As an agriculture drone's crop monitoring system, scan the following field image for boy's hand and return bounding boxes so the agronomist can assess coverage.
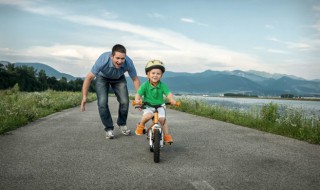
[134,99,142,111]
[134,99,142,105]
[170,99,176,105]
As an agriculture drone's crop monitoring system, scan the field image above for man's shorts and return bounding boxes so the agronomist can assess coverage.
[143,105,166,118]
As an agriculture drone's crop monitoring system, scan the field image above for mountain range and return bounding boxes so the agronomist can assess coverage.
[2,61,320,96]
[128,70,320,97]
[0,61,76,81]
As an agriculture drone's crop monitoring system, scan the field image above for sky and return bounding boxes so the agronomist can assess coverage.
[0,0,319,80]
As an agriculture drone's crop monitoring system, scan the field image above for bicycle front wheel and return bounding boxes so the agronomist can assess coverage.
[153,129,161,163]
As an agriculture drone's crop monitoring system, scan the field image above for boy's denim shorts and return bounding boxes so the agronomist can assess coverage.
[142,105,166,118]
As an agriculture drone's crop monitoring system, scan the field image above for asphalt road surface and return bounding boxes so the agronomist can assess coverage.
[1,97,320,190]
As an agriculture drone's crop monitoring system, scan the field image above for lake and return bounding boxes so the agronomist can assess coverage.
[182,95,320,116]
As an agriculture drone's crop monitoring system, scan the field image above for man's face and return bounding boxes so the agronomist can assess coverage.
[111,52,126,69]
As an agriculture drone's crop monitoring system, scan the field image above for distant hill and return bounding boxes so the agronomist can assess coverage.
[127,70,320,96]
[2,60,319,96]
[1,61,76,81]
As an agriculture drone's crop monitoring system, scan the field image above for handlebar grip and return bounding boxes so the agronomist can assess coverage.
[166,101,181,107]
[132,100,142,106]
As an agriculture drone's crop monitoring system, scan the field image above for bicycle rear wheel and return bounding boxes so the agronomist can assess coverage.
[153,129,161,163]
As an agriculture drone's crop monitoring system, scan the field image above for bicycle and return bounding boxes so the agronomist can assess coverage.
[132,101,180,163]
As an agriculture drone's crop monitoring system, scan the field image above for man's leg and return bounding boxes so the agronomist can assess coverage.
[111,76,129,126]
[95,75,114,131]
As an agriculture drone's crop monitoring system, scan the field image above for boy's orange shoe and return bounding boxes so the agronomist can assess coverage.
[135,124,145,135]
[164,134,173,143]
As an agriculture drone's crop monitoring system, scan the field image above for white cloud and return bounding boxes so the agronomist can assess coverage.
[0,45,105,76]
[180,17,209,27]
[180,18,195,23]
[266,36,316,51]
[287,42,313,51]
[254,46,289,54]
[1,1,302,78]
[313,5,320,12]
[147,12,166,19]
[0,0,64,15]
[102,11,118,19]
[267,49,289,54]
[266,37,281,42]
[265,24,275,29]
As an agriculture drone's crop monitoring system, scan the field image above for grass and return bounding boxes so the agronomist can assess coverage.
[170,97,320,144]
[2,90,319,144]
[0,85,97,134]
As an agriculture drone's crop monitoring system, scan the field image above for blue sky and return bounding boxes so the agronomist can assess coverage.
[0,0,319,80]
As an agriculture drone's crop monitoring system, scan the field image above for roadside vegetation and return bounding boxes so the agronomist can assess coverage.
[0,84,97,134]
[171,97,320,144]
[2,83,319,145]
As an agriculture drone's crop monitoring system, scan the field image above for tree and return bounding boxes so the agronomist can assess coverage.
[47,76,59,90]
[0,62,88,92]
[38,69,48,91]
[0,63,18,89]
[15,66,41,91]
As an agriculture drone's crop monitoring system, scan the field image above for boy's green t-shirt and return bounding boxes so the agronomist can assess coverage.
[137,81,171,105]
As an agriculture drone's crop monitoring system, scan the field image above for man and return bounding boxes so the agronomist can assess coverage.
[81,44,140,139]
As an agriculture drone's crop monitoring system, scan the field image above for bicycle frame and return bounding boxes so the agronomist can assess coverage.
[132,101,180,163]
[146,109,164,148]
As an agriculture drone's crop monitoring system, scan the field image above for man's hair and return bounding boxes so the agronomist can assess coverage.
[112,44,126,55]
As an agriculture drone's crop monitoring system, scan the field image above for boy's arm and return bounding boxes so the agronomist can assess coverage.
[167,93,176,105]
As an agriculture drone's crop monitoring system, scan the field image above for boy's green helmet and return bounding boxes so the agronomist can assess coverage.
[145,60,165,74]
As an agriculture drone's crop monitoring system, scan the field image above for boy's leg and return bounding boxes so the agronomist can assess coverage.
[140,113,153,125]
[135,113,152,135]
[159,118,169,134]
[158,108,173,143]
[159,118,173,143]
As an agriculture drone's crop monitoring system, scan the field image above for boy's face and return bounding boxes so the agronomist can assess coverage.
[147,68,163,83]
[111,51,125,69]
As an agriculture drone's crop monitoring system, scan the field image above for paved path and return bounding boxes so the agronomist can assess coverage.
[1,97,320,190]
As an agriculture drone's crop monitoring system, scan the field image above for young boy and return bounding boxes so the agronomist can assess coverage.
[134,60,176,143]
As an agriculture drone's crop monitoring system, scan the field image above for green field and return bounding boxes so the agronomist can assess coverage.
[0,85,96,134]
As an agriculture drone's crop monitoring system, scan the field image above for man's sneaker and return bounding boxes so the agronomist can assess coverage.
[118,125,131,136]
[106,130,114,139]
[135,124,145,135]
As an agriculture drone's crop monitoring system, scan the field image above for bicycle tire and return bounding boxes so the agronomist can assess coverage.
[153,129,161,163]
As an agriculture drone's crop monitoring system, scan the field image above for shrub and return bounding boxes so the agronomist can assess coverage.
[261,102,279,123]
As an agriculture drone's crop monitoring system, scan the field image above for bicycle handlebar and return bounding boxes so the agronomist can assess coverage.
[132,101,181,109]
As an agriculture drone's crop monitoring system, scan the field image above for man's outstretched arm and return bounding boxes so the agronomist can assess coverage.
[81,72,95,112]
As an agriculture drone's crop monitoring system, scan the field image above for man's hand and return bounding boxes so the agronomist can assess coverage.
[80,98,86,112]
[80,72,95,112]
